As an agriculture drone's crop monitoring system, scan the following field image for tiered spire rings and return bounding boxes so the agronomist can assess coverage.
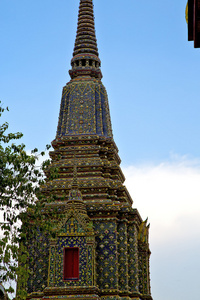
[69,0,102,79]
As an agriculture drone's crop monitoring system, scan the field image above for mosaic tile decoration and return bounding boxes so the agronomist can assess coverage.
[22,1,154,300]
[56,81,113,138]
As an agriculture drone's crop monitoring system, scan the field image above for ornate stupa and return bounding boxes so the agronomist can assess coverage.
[21,1,153,300]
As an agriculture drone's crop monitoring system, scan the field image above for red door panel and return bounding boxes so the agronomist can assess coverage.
[64,248,79,280]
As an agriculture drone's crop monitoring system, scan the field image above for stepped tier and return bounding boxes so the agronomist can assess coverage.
[42,134,133,207]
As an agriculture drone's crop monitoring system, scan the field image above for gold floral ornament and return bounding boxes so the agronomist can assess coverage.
[185,1,188,24]
[138,218,150,243]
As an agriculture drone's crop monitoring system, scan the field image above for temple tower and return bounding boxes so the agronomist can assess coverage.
[23,1,153,300]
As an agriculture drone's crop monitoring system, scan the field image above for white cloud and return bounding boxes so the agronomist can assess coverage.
[123,156,200,243]
[122,155,200,300]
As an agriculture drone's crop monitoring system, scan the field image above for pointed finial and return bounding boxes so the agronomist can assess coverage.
[68,153,83,201]
[69,0,102,79]
[73,0,99,57]
[72,153,78,188]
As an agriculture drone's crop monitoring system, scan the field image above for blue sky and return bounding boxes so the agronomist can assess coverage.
[1,0,200,164]
[1,1,200,300]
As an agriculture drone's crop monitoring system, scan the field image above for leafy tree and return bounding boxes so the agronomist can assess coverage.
[0,102,51,299]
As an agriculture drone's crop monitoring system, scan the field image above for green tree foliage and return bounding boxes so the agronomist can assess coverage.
[0,102,51,298]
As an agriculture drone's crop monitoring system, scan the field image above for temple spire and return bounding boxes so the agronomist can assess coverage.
[73,0,99,57]
[69,0,102,79]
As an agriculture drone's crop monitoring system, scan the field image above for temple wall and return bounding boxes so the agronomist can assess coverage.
[128,222,139,293]
[93,219,118,291]
[117,219,129,292]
